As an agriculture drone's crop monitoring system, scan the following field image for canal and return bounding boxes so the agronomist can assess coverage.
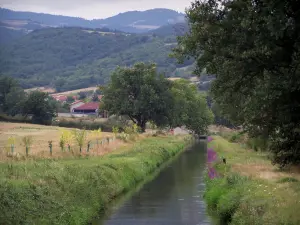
[92,141,212,225]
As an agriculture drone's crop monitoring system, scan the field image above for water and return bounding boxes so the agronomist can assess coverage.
[93,141,211,225]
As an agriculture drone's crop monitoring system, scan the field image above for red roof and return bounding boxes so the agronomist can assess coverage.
[74,102,99,110]
[98,95,104,100]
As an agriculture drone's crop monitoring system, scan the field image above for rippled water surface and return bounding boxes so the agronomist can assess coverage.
[93,141,212,225]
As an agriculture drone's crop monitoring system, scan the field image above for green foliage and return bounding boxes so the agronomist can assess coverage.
[112,126,119,137]
[0,136,186,224]
[168,79,213,135]
[23,91,57,125]
[22,136,33,156]
[0,27,192,91]
[174,0,300,166]
[229,133,244,143]
[277,177,299,184]
[102,63,213,134]
[206,136,300,224]
[246,136,269,152]
[102,62,173,132]
[72,129,87,153]
[0,76,25,116]
[205,174,247,224]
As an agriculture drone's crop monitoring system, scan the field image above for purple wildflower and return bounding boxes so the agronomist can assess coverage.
[208,166,218,179]
[207,148,217,163]
[207,136,213,142]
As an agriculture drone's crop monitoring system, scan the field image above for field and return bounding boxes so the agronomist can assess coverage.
[0,134,188,224]
[24,86,56,93]
[51,86,98,95]
[205,135,300,224]
[0,122,128,160]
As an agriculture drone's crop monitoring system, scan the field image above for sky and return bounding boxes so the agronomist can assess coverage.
[0,0,193,19]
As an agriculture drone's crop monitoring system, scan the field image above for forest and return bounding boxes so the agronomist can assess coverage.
[0,26,193,91]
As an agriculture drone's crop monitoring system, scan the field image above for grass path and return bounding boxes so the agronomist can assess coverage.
[206,136,300,224]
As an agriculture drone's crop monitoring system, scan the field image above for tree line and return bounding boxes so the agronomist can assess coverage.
[1,63,214,135]
[0,76,57,125]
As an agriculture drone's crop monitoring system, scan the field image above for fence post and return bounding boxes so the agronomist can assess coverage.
[87,141,91,153]
[48,141,53,156]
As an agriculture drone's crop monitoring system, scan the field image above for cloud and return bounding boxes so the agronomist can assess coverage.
[0,0,193,19]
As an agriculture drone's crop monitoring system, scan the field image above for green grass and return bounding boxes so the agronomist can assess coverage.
[205,136,300,225]
[0,136,188,225]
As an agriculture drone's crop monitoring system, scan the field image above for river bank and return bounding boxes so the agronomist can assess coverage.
[204,136,300,224]
[0,136,190,225]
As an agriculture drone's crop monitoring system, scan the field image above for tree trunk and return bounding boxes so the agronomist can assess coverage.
[137,120,147,133]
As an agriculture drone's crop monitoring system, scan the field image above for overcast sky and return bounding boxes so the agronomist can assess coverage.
[0,0,193,19]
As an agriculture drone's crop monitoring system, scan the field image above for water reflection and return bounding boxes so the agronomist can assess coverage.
[94,141,211,225]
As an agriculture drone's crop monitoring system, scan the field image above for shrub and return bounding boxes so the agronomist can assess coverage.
[277,177,299,183]
[246,136,269,152]
[72,129,87,153]
[22,136,33,156]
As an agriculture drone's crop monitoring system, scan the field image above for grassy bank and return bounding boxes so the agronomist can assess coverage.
[0,136,189,225]
[204,136,300,225]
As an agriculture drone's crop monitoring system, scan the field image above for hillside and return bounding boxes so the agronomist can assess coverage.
[0,27,193,91]
[0,8,185,33]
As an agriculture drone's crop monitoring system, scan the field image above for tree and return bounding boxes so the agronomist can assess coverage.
[23,91,57,125]
[173,0,300,166]
[78,92,87,100]
[4,87,26,116]
[66,96,74,103]
[0,76,25,115]
[91,93,99,102]
[102,63,172,132]
[0,76,19,111]
[168,79,213,135]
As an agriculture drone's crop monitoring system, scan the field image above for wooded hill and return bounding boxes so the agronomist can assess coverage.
[0,27,193,91]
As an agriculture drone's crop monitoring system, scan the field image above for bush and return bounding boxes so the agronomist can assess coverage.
[0,114,31,123]
[229,132,244,143]
[246,136,269,152]
[52,118,120,132]
[204,173,248,223]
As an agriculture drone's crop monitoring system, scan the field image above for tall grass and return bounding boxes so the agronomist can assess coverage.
[0,136,187,224]
[205,136,300,225]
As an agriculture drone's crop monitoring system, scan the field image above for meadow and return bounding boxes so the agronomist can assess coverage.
[0,122,128,161]
[0,133,189,224]
[205,136,300,224]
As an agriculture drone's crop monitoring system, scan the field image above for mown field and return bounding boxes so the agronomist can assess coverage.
[205,136,300,225]
[0,122,125,160]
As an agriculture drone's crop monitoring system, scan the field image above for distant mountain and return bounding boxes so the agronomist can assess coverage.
[0,8,185,33]
[150,22,189,36]
[0,27,193,91]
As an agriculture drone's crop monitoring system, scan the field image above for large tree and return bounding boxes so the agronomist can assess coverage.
[174,0,300,166]
[168,79,213,135]
[23,91,57,125]
[0,76,25,115]
[102,63,172,132]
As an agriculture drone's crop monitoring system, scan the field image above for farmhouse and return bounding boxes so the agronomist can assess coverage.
[70,100,85,113]
[73,102,99,115]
